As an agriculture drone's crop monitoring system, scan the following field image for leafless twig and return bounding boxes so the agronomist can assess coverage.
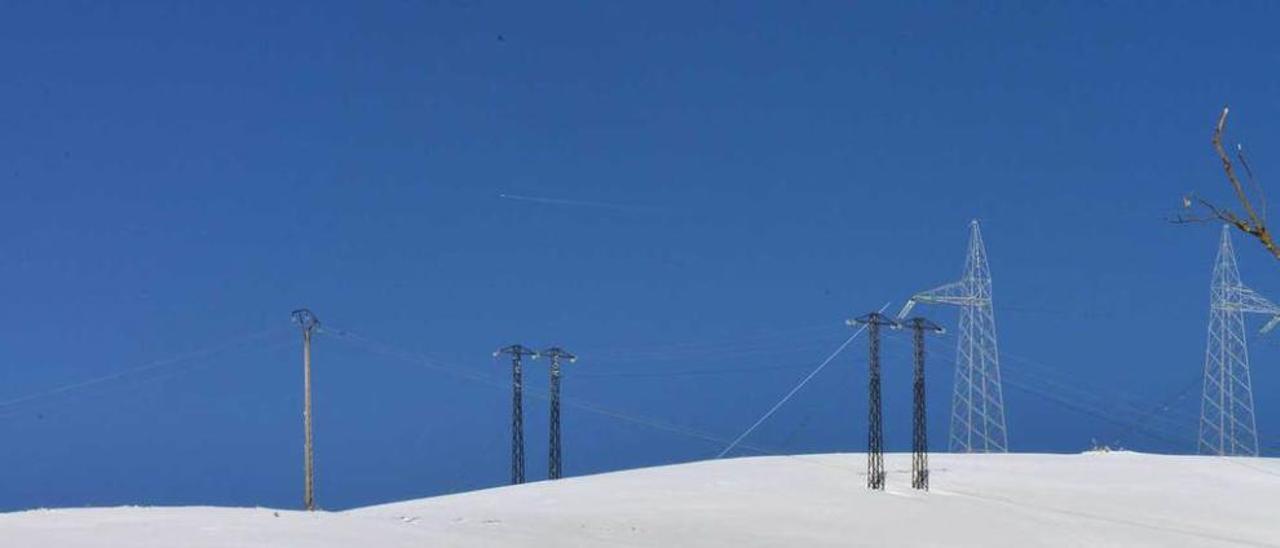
[1177,106,1280,260]
[1237,143,1266,223]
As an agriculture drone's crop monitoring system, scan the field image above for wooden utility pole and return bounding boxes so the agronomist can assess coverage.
[292,309,320,511]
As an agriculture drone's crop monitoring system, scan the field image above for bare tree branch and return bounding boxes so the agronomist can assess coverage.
[1236,143,1266,223]
[1179,106,1280,261]
[1212,107,1264,225]
[1173,195,1244,225]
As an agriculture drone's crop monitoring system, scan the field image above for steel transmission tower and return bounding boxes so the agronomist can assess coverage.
[906,317,944,491]
[1198,226,1279,456]
[541,347,577,480]
[851,312,897,490]
[495,344,539,484]
[899,220,1008,453]
[291,308,320,511]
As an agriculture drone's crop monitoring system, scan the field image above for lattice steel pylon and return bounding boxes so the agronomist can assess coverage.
[1198,225,1278,456]
[495,344,539,484]
[898,220,1008,453]
[850,312,897,490]
[905,317,944,490]
[541,347,577,480]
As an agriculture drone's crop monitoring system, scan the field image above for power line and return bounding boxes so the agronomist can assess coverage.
[936,336,1196,447]
[321,310,1262,472]
[320,326,800,460]
[884,333,1200,451]
[1108,373,1204,449]
[0,340,297,422]
[575,363,813,379]
[995,347,1203,429]
[581,335,851,365]
[902,320,1206,440]
[0,328,289,419]
[576,323,848,358]
[715,302,891,459]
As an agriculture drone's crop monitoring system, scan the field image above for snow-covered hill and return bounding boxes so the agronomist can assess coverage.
[3,452,1278,547]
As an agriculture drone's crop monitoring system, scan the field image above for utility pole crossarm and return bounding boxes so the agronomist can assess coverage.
[494,344,540,359]
[898,278,990,321]
[848,312,900,329]
[911,281,990,307]
[540,347,577,363]
[904,317,946,334]
[1225,285,1280,333]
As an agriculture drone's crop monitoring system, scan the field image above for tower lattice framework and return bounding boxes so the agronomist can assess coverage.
[906,317,943,490]
[851,312,896,490]
[901,220,1008,453]
[495,344,539,484]
[1198,226,1278,456]
[542,347,577,480]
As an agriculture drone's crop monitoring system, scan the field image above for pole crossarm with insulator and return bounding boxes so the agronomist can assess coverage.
[849,312,899,490]
[495,344,539,484]
[290,308,320,511]
[905,317,944,491]
[541,347,577,480]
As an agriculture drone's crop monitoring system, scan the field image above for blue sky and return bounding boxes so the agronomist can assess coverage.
[2,2,1280,511]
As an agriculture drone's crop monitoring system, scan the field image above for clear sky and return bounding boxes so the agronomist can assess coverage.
[2,2,1280,511]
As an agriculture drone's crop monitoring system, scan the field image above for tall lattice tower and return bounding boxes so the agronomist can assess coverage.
[899,220,1008,453]
[851,312,896,490]
[1198,226,1279,456]
[905,317,944,490]
[542,347,577,480]
[495,344,539,484]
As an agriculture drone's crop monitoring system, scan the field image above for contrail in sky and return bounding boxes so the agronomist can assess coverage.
[498,193,654,212]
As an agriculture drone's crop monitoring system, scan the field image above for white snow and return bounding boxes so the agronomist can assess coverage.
[3,452,1279,547]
